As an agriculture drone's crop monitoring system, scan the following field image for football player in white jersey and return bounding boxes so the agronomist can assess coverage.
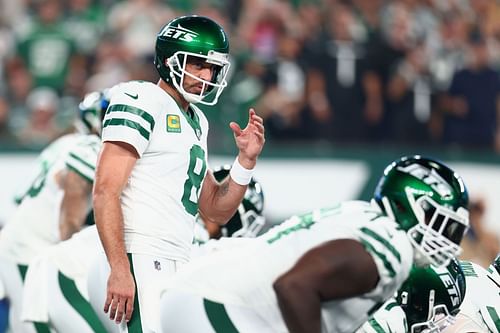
[359,258,466,333]
[440,255,500,333]
[19,92,111,333]
[0,91,106,333]
[90,15,265,333]
[158,155,470,333]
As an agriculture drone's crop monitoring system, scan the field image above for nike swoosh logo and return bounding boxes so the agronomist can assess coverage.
[124,92,138,99]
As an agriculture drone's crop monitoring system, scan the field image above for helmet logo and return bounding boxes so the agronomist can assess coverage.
[159,24,199,42]
[437,272,461,306]
[397,164,452,199]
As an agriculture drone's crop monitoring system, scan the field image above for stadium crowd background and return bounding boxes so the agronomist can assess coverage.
[0,0,499,267]
[1,0,500,150]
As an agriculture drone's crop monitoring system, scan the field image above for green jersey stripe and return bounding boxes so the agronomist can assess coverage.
[103,118,150,140]
[68,152,96,170]
[360,238,396,278]
[361,227,401,262]
[486,306,500,331]
[203,299,239,333]
[367,318,387,333]
[107,104,155,131]
[67,164,93,183]
[127,254,144,333]
[58,272,108,333]
[384,301,399,311]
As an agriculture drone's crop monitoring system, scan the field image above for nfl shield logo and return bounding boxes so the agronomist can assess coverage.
[154,260,161,271]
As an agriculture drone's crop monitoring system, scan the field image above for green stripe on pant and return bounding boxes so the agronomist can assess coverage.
[203,298,239,333]
[127,253,143,333]
[58,271,108,333]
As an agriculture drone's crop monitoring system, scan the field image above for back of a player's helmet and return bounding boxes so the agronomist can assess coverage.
[493,253,500,275]
[374,155,469,267]
[212,165,265,238]
[154,15,230,106]
[397,258,466,333]
[76,90,111,136]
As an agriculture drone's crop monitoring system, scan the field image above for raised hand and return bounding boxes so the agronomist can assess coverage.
[229,108,265,169]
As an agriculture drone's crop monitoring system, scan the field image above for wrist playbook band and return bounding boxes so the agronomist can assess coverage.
[229,158,254,185]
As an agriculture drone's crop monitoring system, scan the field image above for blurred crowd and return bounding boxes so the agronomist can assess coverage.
[1,0,500,151]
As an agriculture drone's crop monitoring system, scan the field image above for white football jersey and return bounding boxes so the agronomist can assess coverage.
[0,134,100,265]
[102,81,209,261]
[163,200,414,333]
[357,298,407,333]
[457,260,500,333]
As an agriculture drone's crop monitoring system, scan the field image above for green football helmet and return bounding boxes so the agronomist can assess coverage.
[76,90,111,136]
[374,155,469,267]
[397,258,466,333]
[154,15,230,106]
[211,165,265,238]
[489,253,500,281]
[493,253,500,275]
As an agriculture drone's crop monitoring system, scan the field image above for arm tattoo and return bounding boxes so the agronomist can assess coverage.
[217,181,229,197]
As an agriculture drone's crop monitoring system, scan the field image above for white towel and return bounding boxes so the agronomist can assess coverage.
[21,255,49,323]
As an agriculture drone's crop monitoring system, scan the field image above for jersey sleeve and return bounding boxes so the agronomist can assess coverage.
[358,299,407,333]
[65,135,101,183]
[101,81,158,157]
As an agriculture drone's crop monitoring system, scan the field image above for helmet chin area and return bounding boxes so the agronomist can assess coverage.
[407,192,469,268]
[167,51,230,106]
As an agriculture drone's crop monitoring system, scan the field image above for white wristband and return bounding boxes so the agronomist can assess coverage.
[230,158,254,185]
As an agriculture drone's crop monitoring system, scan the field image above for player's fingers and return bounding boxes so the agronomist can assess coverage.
[115,297,126,323]
[253,121,265,133]
[229,122,242,136]
[251,113,263,125]
[248,108,256,119]
[125,296,134,322]
[109,297,118,320]
[253,131,265,141]
[104,293,112,313]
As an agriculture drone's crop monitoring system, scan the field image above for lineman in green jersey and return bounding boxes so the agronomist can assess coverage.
[0,91,106,333]
[91,15,265,333]
[441,257,500,333]
[158,155,469,333]
[358,259,466,333]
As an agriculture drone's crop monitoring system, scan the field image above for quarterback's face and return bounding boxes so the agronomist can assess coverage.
[183,56,218,95]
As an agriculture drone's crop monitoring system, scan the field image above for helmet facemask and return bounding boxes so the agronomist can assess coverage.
[167,51,230,106]
[377,156,470,268]
[226,204,266,238]
[409,297,456,333]
[404,188,469,268]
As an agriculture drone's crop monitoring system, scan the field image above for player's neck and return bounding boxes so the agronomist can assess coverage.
[158,79,190,112]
